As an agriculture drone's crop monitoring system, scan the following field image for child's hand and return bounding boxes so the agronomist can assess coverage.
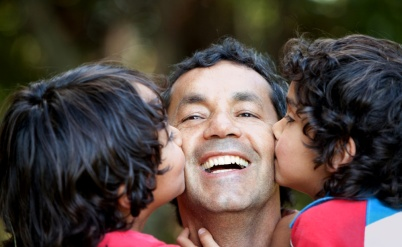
[197,228,219,247]
[177,228,220,247]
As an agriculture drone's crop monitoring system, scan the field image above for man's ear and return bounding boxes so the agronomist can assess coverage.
[331,137,356,171]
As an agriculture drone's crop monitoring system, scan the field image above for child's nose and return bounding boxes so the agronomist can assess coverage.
[171,126,182,147]
[272,118,285,140]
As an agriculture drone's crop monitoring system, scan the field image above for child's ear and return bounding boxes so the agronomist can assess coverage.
[331,137,356,171]
[118,185,131,210]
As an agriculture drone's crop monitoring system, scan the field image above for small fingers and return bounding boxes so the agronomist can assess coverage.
[177,228,197,247]
[198,228,220,247]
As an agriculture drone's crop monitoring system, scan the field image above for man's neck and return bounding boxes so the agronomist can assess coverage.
[180,201,281,247]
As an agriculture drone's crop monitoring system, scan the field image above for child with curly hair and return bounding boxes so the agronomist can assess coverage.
[272,34,402,246]
[0,63,185,247]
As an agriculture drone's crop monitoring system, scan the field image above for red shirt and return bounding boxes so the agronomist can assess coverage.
[97,230,179,247]
[290,197,402,247]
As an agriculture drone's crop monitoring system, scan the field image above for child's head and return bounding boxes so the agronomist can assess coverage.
[273,34,402,207]
[0,63,185,247]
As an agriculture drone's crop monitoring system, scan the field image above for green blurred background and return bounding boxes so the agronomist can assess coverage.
[0,0,401,244]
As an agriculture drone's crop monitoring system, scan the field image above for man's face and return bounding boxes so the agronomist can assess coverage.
[167,61,280,212]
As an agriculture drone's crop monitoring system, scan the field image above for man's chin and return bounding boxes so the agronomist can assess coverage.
[188,197,252,213]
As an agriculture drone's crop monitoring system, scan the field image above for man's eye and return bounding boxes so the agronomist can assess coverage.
[238,112,257,118]
[182,115,203,122]
[285,115,295,123]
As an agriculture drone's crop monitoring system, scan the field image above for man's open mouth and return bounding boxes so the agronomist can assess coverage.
[201,155,249,173]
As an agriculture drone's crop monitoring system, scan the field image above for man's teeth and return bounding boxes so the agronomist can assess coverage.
[201,155,249,171]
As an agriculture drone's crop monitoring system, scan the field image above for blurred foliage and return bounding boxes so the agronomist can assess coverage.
[0,0,401,243]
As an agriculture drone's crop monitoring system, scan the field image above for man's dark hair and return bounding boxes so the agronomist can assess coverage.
[281,34,402,208]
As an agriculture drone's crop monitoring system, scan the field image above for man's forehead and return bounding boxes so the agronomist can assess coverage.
[176,61,260,79]
[172,62,272,95]
[168,62,278,122]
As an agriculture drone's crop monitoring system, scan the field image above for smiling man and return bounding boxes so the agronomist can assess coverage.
[162,37,289,247]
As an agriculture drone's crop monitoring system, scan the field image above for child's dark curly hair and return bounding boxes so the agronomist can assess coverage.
[0,63,168,246]
[281,34,402,208]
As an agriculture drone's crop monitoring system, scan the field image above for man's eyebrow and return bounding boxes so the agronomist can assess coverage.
[177,92,265,109]
[177,94,206,108]
[233,92,264,108]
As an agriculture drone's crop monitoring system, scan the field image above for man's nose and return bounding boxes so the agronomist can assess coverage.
[203,112,241,139]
